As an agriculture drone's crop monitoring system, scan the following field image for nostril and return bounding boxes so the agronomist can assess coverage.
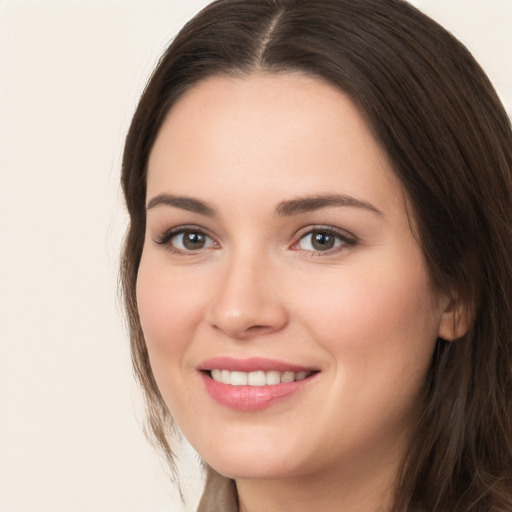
[239,324,278,339]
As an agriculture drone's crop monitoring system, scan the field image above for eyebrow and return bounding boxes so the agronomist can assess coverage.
[145,192,382,217]
[146,193,217,216]
[275,194,383,217]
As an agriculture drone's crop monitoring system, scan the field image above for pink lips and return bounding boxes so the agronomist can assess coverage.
[199,356,315,373]
[198,357,318,412]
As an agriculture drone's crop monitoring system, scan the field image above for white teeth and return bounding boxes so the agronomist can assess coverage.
[230,371,248,385]
[266,371,281,385]
[210,369,312,386]
[280,371,295,383]
[248,371,266,386]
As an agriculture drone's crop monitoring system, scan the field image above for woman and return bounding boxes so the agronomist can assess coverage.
[121,0,512,510]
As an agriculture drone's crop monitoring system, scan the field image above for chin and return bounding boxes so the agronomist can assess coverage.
[195,436,314,481]
[208,457,299,481]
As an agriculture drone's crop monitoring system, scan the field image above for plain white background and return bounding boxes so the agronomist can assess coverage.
[0,1,511,511]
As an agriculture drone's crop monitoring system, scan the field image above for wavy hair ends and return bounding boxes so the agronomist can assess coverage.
[121,0,512,509]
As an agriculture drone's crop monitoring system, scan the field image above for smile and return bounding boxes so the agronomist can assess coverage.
[210,369,312,386]
[199,358,319,411]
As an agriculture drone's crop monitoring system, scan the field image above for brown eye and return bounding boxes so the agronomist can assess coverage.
[181,231,207,250]
[165,229,217,252]
[296,228,354,253]
[311,231,336,251]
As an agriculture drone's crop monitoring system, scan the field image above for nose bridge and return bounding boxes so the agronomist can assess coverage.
[207,245,288,339]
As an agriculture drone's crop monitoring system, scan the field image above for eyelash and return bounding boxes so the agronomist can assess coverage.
[153,225,357,256]
[291,226,357,256]
[153,225,218,255]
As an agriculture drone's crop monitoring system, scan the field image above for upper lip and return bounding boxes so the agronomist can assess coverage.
[198,356,318,373]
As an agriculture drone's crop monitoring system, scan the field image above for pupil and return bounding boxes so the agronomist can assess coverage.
[312,232,334,251]
[183,231,205,250]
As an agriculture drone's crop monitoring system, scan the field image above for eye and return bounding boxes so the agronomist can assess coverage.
[173,230,216,251]
[293,228,355,253]
[154,227,218,253]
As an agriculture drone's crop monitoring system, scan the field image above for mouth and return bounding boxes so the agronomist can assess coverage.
[208,369,314,386]
[198,357,319,411]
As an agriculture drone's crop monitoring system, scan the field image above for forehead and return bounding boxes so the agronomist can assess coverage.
[147,72,404,215]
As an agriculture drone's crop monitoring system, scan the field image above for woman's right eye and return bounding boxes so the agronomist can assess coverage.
[155,228,218,253]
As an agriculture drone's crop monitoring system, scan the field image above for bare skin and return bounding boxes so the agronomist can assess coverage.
[137,72,463,511]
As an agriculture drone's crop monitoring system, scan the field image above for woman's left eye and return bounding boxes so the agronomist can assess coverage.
[294,229,355,253]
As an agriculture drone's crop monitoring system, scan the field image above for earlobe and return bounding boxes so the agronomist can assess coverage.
[438,298,472,341]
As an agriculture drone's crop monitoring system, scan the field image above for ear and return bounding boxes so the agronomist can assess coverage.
[438,296,472,341]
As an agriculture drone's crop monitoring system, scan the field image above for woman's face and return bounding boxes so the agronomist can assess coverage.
[137,73,453,482]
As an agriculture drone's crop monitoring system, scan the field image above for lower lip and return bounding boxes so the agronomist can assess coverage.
[201,372,315,411]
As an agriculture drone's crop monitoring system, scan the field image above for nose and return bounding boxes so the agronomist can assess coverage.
[206,253,289,340]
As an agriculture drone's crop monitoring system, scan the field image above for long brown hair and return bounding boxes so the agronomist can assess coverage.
[121,0,512,509]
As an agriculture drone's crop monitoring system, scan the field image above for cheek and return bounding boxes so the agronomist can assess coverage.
[292,259,439,384]
[135,256,214,425]
[290,263,439,448]
[136,256,206,369]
